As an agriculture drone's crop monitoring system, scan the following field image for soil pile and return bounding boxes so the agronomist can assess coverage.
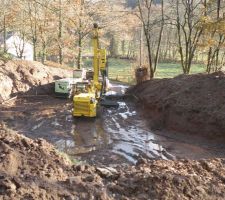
[130,72,225,137]
[1,124,225,200]
[0,60,72,102]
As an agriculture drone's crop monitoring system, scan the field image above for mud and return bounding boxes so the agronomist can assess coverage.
[1,85,170,165]
[1,75,225,199]
[0,60,71,102]
[1,126,225,199]
[129,71,225,138]
[1,83,225,166]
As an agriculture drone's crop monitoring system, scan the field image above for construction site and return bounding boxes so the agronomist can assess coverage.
[1,0,225,199]
[2,60,225,200]
[1,32,225,199]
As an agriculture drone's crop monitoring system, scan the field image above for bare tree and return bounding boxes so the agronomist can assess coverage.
[170,0,203,74]
[204,0,225,73]
[66,0,111,68]
[137,0,165,78]
[13,34,25,58]
[0,0,14,53]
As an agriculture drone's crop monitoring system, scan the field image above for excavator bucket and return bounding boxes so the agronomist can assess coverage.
[99,97,119,108]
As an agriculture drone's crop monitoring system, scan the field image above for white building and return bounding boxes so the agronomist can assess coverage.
[0,33,34,61]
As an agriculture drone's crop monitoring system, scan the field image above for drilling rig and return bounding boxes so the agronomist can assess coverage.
[72,23,107,117]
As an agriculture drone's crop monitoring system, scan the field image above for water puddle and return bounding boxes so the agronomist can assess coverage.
[54,84,174,163]
[104,101,172,163]
[3,87,225,165]
[55,117,112,156]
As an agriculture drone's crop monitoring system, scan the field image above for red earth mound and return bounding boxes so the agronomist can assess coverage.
[0,60,72,102]
[130,72,225,138]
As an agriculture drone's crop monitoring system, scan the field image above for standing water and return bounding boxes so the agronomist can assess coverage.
[55,83,174,164]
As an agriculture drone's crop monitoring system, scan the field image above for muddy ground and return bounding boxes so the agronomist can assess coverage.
[1,124,225,200]
[130,71,225,138]
[1,60,225,199]
[1,83,225,166]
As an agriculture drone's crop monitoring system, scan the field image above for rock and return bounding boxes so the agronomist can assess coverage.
[136,158,148,166]
[82,175,94,182]
[108,183,124,194]
[74,165,86,172]
[196,186,206,194]
[97,189,111,200]
[0,140,11,153]
[139,166,151,173]
[136,193,149,200]
[68,176,82,185]
[173,176,186,186]
[21,138,30,149]
[96,167,119,179]
[0,178,17,194]
[62,195,76,200]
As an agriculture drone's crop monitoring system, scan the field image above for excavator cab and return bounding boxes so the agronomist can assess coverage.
[74,82,89,94]
[86,69,94,81]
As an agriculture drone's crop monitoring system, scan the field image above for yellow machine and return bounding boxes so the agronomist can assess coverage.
[73,23,107,117]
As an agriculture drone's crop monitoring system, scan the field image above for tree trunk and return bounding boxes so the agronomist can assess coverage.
[206,47,212,73]
[153,0,164,73]
[146,37,154,78]
[41,42,46,64]
[3,15,7,53]
[77,19,82,69]
[109,35,118,57]
[121,40,125,57]
[58,0,63,65]
[33,38,37,61]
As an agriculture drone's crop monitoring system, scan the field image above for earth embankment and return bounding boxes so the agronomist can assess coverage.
[0,60,72,102]
[129,72,225,137]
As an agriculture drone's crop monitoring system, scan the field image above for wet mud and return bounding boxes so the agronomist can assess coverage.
[1,84,225,165]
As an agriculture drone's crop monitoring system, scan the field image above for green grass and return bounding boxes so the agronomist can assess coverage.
[83,58,206,83]
[155,63,205,79]
[108,58,135,83]
[83,58,136,83]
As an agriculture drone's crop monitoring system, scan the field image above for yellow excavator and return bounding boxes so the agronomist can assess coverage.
[72,23,107,117]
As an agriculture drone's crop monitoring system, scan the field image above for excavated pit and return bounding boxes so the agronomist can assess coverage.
[1,83,225,166]
[1,61,225,199]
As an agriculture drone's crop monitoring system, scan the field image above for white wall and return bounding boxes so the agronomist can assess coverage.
[6,35,34,61]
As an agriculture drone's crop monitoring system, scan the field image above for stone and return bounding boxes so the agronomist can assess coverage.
[83,175,94,182]
[68,176,82,185]
[74,165,86,172]
[96,167,119,179]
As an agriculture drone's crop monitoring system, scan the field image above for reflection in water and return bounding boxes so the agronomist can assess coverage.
[55,84,174,163]
[104,101,172,163]
[55,139,75,154]
[56,118,111,155]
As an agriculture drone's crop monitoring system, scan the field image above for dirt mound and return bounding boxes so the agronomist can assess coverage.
[0,60,71,102]
[1,124,225,199]
[129,72,225,137]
